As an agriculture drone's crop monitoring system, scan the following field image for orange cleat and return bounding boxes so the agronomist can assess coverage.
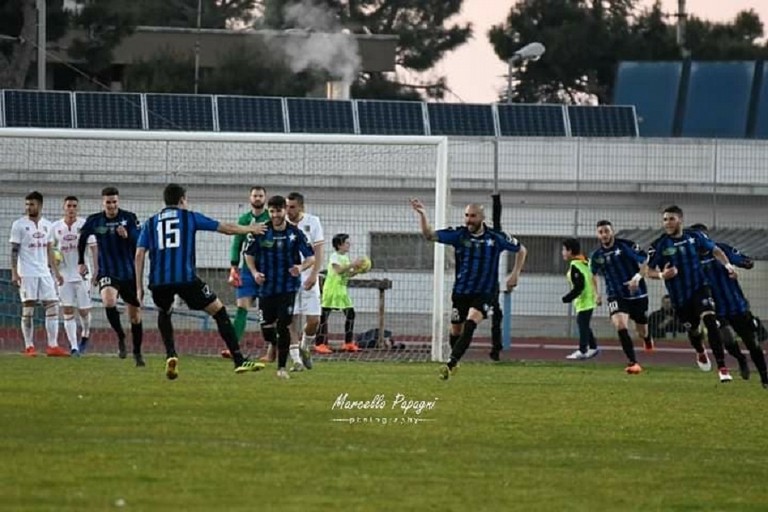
[625,363,643,375]
[341,342,360,353]
[23,346,37,357]
[46,346,70,357]
[314,344,333,355]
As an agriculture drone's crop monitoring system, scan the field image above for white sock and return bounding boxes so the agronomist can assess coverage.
[289,344,301,364]
[21,313,34,349]
[80,311,91,338]
[45,308,60,348]
[301,334,316,351]
[64,315,78,350]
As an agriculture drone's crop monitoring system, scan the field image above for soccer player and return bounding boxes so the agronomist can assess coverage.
[590,220,652,374]
[561,238,600,361]
[411,198,527,380]
[135,183,266,379]
[52,196,97,356]
[222,186,271,360]
[689,224,768,388]
[286,191,326,369]
[9,191,68,357]
[646,206,733,383]
[78,186,144,366]
[245,195,315,379]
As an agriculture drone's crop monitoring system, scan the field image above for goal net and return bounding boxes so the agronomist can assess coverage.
[0,129,451,362]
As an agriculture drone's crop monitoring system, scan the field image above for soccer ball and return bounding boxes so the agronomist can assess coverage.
[358,256,372,274]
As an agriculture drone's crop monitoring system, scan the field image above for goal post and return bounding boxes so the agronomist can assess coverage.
[0,128,450,362]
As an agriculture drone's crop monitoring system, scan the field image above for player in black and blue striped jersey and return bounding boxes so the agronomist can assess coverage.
[647,206,735,383]
[689,224,768,389]
[411,198,527,380]
[590,220,652,374]
[78,186,144,366]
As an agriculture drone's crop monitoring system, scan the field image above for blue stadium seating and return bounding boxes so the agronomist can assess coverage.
[427,103,495,136]
[146,94,215,131]
[3,90,72,128]
[614,61,683,137]
[356,100,425,135]
[286,98,354,134]
[497,104,566,136]
[216,96,285,133]
[681,61,755,138]
[568,105,637,137]
[754,64,768,139]
[74,92,143,130]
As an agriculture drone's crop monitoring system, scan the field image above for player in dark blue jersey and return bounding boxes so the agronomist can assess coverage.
[135,183,266,379]
[689,224,768,389]
[411,198,527,380]
[647,206,735,383]
[590,220,652,374]
[245,195,315,380]
[78,186,144,366]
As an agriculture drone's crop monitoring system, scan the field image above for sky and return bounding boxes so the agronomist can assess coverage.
[437,0,768,103]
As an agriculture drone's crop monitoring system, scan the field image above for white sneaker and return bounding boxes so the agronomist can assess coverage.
[718,367,733,383]
[290,362,305,372]
[565,350,588,360]
[696,351,712,372]
[585,348,600,359]
[276,369,291,380]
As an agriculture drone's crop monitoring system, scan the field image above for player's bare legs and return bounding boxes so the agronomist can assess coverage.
[101,286,127,358]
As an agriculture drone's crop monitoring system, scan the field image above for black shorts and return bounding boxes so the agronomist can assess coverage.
[150,279,218,312]
[98,276,140,307]
[675,287,716,329]
[607,296,649,325]
[260,292,296,326]
[451,293,493,324]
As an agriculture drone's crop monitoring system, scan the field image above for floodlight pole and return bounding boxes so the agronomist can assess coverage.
[36,0,45,90]
[193,0,202,94]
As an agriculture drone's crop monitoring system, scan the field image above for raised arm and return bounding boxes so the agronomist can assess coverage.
[410,198,437,241]
[218,222,266,237]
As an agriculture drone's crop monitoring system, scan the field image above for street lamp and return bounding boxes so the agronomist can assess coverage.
[506,42,546,103]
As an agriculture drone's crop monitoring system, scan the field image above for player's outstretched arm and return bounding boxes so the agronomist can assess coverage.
[410,198,437,241]
[218,222,267,237]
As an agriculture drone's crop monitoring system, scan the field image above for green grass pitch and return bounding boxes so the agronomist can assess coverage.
[2,356,767,511]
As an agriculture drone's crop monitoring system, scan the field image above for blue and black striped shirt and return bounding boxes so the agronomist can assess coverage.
[648,229,716,308]
[700,242,751,317]
[245,223,314,298]
[137,207,219,287]
[590,238,648,300]
[436,225,521,295]
[78,209,140,281]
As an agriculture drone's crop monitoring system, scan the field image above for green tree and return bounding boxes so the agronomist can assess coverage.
[0,0,69,88]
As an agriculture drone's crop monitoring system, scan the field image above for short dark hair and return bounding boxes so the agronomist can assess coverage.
[286,192,304,206]
[562,238,581,255]
[332,233,349,250]
[267,195,286,209]
[25,191,43,203]
[63,196,78,203]
[101,186,119,197]
[689,223,708,232]
[663,205,683,217]
[163,183,186,206]
[250,186,266,194]
[596,220,612,228]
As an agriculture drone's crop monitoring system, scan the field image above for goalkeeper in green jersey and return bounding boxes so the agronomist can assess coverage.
[221,186,272,359]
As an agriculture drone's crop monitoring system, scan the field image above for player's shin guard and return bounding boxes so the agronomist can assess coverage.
[63,314,78,349]
[276,320,291,369]
[261,324,277,347]
[157,309,177,358]
[214,307,245,367]
[688,329,706,354]
[233,307,248,342]
[21,306,34,348]
[131,322,143,355]
[105,306,125,340]
[44,304,60,347]
[449,320,477,368]
[80,311,91,338]
[343,308,356,343]
[289,343,301,364]
[617,329,637,364]
[301,333,316,351]
[702,315,726,368]
[449,334,460,350]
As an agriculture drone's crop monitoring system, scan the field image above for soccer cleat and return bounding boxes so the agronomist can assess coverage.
[718,367,733,383]
[71,348,80,358]
[438,364,459,380]
[290,361,305,372]
[585,348,600,359]
[78,337,88,355]
[625,363,643,375]
[314,344,333,355]
[489,349,500,362]
[23,346,37,357]
[165,357,179,380]
[134,354,146,367]
[643,338,655,353]
[737,357,750,380]
[696,351,712,372]
[276,368,291,380]
[299,346,313,370]
[234,360,265,374]
[565,349,588,360]
[341,342,360,353]
[118,339,127,359]
[220,349,232,359]
[46,346,70,357]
